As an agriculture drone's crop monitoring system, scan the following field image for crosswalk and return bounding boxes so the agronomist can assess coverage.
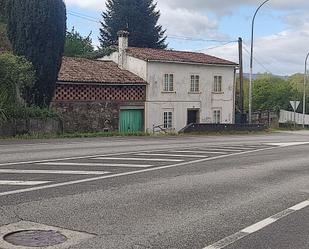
[0,144,276,193]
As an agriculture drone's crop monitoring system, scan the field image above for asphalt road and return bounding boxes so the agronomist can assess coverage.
[0,132,308,249]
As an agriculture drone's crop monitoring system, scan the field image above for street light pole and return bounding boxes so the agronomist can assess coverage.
[249,0,271,124]
[303,52,309,128]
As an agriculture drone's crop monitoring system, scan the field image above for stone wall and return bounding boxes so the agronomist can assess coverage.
[0,118,62,137]
[52,101,144,133]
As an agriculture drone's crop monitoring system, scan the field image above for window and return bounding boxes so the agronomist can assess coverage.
[163,111,173,129]
[214,76,222,93]
[190,75,200,92]
[164,74,174,92]
[213,110,221,124]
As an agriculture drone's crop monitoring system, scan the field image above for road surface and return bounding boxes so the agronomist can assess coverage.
[0,132,308,249]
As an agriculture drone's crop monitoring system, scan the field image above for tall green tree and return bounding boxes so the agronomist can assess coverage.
[64,28,94,58]
[253,75,299,112]
[6,0,66,106]
[99,0,167,49]
[0,0,11,52]
[0,0,6,21]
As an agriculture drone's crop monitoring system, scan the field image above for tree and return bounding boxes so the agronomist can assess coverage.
[99,0,167,49]
[0,53,36,106]
[64,28,94,58]
[0,0,6,21]
[0,0,11,52]
[252,75,299,112]
[6,0,66,106]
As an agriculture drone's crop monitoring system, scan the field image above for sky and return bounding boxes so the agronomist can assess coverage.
[64,0,309,76]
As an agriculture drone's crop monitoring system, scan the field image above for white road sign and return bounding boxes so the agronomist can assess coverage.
[290,101,300,111]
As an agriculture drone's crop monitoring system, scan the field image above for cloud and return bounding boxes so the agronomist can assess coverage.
[160,0,309,15]
[158,4,222,39]
[64,0,105,10]
[206,19,309,75]
[64,0,309,74]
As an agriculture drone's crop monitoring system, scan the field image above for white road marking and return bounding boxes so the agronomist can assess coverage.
[205,148,243,152]
[266,142,309,147]
[0,169,110,175]
[136,153,208,158]
[40,162,153,168]
[289,200,309,210]
[202,198,309,249]
[92,157,183,162]
[0,146,277,197]
[0,148,191,167]
[241,218,276,233]
[0,180,50,186]
[172,151,227,155]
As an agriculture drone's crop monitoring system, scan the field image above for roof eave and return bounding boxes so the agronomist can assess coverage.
[57,80,147,86]
[147,59,238,67]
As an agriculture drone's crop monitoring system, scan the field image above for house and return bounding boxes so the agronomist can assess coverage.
[52,57,147,133]
[100,31,238,132]
[53,32,237,134]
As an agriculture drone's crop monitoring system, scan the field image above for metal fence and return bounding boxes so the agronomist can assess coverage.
[279,110,309,125]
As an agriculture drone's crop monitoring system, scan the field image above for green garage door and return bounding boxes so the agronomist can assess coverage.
[120,109,144,133]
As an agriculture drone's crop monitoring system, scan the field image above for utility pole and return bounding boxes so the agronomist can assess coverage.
[303,52,309,128]
[238,37,244,122]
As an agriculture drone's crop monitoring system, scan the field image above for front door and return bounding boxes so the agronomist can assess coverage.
[120,109,144,133]
[187,109,199,125]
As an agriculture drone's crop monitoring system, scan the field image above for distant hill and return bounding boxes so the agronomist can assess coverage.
[243,73,289,80]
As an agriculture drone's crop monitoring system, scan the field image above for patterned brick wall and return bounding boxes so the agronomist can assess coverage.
[54,83,146,102]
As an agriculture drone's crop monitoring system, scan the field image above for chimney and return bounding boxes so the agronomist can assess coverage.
[117,30,129,69]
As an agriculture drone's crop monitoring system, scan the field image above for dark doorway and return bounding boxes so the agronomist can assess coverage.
[187,109,199,125]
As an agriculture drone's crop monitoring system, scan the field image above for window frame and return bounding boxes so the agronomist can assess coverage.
[213,109,221,124]
[213,75,223,93]
[190,75,200,93]
[163,74,174,92]
[163,111,173,129]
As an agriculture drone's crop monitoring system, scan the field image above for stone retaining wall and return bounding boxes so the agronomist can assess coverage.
[0,118,62,137]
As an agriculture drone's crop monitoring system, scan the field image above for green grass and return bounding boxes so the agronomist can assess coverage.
[0,129,274,141]
[0,131,152,140]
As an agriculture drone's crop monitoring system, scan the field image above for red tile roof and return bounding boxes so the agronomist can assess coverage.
[58,57,146,85]
[126,47,237,66]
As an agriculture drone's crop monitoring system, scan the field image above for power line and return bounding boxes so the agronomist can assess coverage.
[167,35,234,43]
[242,45,272,74]
[67,12,100,24]
[194,40,238,52]
[69,10,101,21]
[67,10,238,44]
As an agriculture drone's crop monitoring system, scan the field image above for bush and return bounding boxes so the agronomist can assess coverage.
[5,105,59,120]
[0,53,36,105]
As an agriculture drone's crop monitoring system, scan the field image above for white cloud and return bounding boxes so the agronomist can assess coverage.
[64,0,105,10]
[64,0,309,74]
[207,19,309,75]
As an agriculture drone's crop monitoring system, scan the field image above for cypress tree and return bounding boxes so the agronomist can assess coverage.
[99,0,167,49]
[6,0,66,106]
[0,0,6,21]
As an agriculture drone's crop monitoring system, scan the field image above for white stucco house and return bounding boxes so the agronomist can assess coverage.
[101,31,238,133]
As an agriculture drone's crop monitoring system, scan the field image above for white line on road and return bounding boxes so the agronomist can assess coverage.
[202,148,243,152]
[0,180,50,186]
[0,148,187,167]
[202,198,309,249]
[92,157,183,162]
[266,142,309,147]
[172,151,227,155]
[40,162,153,168]
[136,153,208,158]
[241,218,276,233]
[0,169,110,175]
[0,146,277,197]
[289,200,309,210]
